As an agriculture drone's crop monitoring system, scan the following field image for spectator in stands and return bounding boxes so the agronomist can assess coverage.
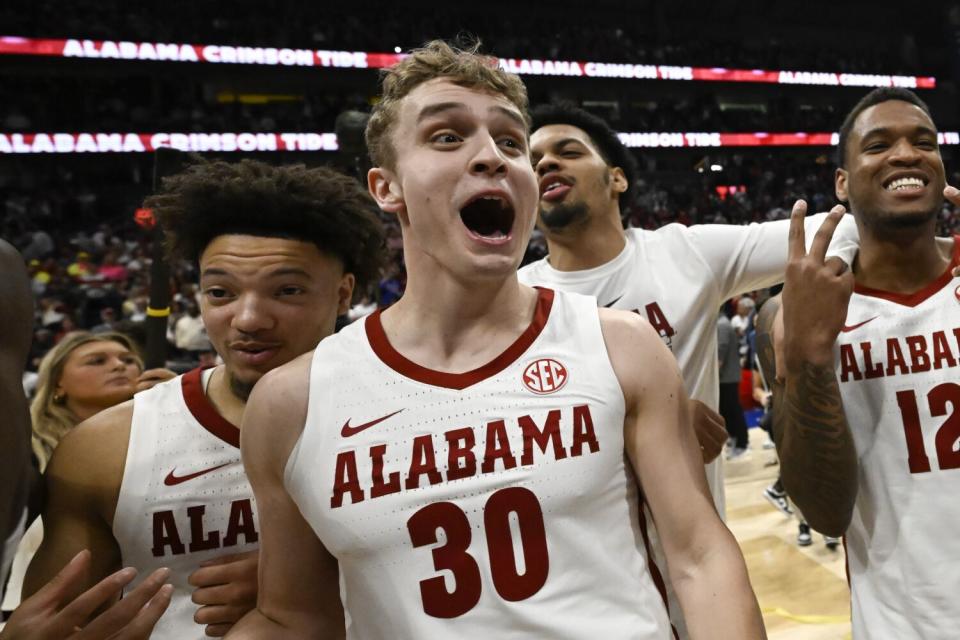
[29,331,142,470]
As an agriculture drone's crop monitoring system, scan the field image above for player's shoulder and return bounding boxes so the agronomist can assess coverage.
[46,400,133,505]
[597,307,660,348]
[244,351,313,435]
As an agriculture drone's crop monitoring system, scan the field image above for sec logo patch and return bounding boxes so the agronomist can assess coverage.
[522,358,568,395]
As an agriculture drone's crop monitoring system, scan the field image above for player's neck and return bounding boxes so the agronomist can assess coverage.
[381,274,539,374]
[544,209,626,272]
[853,222,952,294]
[203,365,246,428]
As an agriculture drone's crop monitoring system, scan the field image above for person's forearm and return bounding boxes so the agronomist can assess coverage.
[754,295,857,536]
[773,361,858,536]
[671,533,766,640]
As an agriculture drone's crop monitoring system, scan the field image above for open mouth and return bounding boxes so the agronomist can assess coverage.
[460,194,515,240]
[883,175,928,192]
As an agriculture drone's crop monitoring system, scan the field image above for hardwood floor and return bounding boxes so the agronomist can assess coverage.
[725,429,852,640]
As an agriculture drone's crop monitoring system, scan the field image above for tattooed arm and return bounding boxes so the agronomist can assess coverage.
[757,202,859,537]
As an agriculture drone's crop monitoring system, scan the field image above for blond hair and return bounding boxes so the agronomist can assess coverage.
[365,39,530,170]
[30,331,142,470]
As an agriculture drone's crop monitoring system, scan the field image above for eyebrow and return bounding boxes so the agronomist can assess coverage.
[860,125,938,141]
[201,267,313,279]
[531,137,587,159]
[416,102,526,129]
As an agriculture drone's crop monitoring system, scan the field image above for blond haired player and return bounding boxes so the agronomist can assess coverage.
[763,87,960,639]
[228,41,765,640]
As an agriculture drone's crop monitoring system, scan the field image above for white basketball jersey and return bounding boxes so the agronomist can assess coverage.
[836,238,960,639]
[113,368,259,640]
[285,288,675,639]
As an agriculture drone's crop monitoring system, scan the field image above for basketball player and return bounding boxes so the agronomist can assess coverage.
[519,103,858,637]
[0,239,34,600]
[24,160,384,639]
[763,87,960,639]
[227,41,765,639]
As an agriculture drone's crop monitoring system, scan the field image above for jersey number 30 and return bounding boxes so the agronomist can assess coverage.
[897,383,960,474]
[407,487,549,618]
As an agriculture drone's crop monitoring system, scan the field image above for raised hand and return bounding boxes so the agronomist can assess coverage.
[188,549,259,637]
[782,200,855,376]
[0,550,172,640]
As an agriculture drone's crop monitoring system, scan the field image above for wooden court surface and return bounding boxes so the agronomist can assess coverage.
[725,428,852,640]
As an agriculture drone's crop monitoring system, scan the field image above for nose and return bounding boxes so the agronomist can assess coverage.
[888,137,923,164]
[230,293,275,335]
[469,134,508,177]
[535,153,560,178]
[110,356,128,372]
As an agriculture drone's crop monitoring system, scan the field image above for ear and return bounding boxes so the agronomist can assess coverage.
[337,272,356,316]
[610,166,628,196]
[835,167,849,202]
[368,167,405,214]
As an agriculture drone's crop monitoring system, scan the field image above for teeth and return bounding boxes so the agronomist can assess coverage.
[544,182,564,192]
[886,177,925,191]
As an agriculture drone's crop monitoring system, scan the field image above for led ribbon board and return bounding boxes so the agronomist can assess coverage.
[0,36,936,89]
[1,131,958,154]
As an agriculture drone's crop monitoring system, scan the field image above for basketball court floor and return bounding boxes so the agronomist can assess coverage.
[726,428,852,640]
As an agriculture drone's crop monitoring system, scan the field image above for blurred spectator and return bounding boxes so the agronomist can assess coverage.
[173,302,210,355]
[29,331,142,470]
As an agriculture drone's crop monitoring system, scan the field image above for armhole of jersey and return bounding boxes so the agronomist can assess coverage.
[112,389,154,543]
[571,293,628,415]
[283,346,329,493]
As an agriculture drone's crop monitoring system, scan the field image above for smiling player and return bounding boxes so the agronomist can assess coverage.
[763,87,960,639]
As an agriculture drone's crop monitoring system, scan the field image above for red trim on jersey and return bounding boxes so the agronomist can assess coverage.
[364,287,555,390]
[181,367,240,448]
[638,498,679,640]
[853,235,960,307]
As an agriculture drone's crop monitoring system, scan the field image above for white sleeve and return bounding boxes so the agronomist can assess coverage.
[687,212,860,300]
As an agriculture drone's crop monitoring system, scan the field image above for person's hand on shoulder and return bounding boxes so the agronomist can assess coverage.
[689,399,726,463]
[0,550,172,640]
[135,368,177,393]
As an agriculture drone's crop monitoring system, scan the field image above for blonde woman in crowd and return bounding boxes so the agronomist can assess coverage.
[2,331,174,614]
[30,331,143,471]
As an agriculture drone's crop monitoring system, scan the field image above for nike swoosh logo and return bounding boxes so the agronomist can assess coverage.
[603,294,624,308]
[341,409,404,438]
[841,316,878,333]
[164,461,235,486]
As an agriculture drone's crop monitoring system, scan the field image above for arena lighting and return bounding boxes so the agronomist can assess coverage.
[1,131,958,154]
[0,36,938,89]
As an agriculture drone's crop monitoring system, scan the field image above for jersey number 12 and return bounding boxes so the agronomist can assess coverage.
[897,383,960,474]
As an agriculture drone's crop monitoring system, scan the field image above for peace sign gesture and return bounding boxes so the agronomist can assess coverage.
[782,200,855,377]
